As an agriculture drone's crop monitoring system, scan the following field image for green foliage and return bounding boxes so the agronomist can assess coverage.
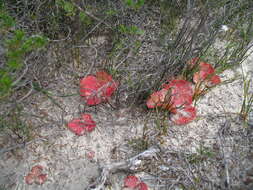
[160,0,186,35]
[5,33,47,72]
[187,145,216,164]
[124,0,145,9]
[105,9,118,16]
[0,4,47,136]
[79,11,92,26]
[133,40,142,53]
[240,74,253,123]
[118,24,144,35]
[55,0,92,32]
[0,73,12,97]
[128,137,149,152]
[56,0,76,17]
[0,6,47,98]
[154,111,170,135]
[0,10,15,32]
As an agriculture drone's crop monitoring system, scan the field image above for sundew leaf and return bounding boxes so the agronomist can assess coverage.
[147,79,193,111]
[170,105,197,125]
[124,175,140,188]
[67,114,96,136]
[80,71,118,106]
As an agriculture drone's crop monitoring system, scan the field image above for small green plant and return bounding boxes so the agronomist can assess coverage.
[128,137,149,152]
[56,0,76,17]
[154,111,170,135]
[56,0,92,27]
[79,11,92,26]
[0,8,15,33]
[160,0,185,37]
[105,9,118,16]
[118,24,144,36]
[124,0,145,10]
[186,145,216,164]
[240,74,253,123]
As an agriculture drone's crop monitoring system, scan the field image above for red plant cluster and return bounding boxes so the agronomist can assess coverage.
[146,58,221,125]
[67,114,96,136]
[188,58,221,87]
[25,165,47,185]
[67,71,118,135]
[85,150,95,159]
[189,58,221,97]
[124,175,148,190]
[147,79,197,125]
[80,71,118,106]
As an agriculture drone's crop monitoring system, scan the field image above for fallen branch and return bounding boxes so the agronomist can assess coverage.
[86,146,161,190]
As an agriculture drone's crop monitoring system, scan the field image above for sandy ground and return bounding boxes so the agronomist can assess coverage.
[0,42,252,190]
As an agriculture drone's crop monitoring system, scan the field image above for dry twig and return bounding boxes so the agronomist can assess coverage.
[86,146,160,190]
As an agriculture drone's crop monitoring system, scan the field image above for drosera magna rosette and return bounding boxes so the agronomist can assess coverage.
[124,175,140,189]
[79,75,102,105]
[80,71,118,106]
[67,114,96,136]
[25,165,47,185]
[146,88,170,109]
[146,79,197,125]
[170,105,197,125]
[146,58,222,126]
[187,58,221,98]
[162,79,194,108]
[123,175,148,190]
[187,58,221,86]
[147,79,194,111]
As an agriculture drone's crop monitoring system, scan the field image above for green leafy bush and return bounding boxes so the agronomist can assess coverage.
[1,30,47,98]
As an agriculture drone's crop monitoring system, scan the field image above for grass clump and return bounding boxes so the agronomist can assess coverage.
[240,73,253,124]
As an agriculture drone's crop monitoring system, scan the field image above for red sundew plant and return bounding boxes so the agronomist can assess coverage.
[123,175,148,190]
[147,79,196,125]
[187,58,221,85]
[25,165,47,185]
[147,80,193,110]
[163,79,194,107]
[188,57,221,98]
[170,105,197,125]
[146,58,221,125]
[67,71,118,136]
[85,150,95,160]
[80,71,118,106]
[136,182,148,190]
[193,62,215,83]
[124,175,140,188]
[67,114,96,136]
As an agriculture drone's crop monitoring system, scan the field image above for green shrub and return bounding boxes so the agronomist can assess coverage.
[0,29,47,98]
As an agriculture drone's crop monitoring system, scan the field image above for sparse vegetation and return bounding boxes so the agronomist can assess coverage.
[240,70,253,123]
[0,0,252,189]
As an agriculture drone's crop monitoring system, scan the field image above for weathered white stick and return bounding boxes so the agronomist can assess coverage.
[86,146,160,190]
